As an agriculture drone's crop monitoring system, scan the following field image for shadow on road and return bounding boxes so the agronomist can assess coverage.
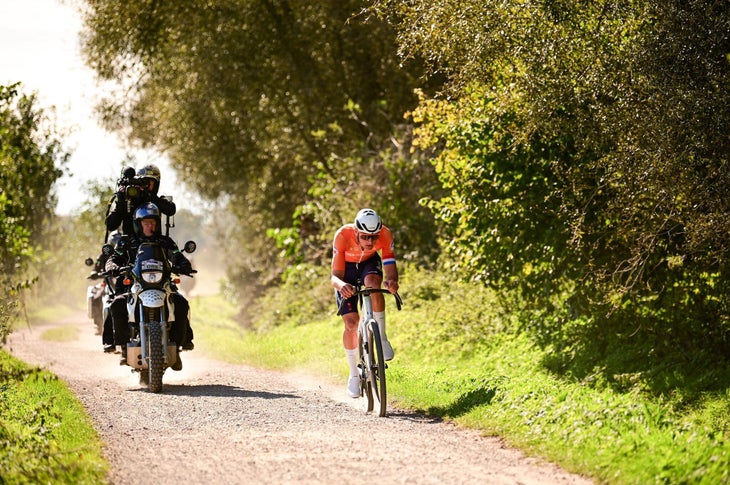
[384,409,444,424]
[126,383,301,400]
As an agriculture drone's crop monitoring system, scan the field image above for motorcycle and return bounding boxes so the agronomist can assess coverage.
[85,260,116,338]
[101,238,197,392]
[85,231,123,343]
[85,270,105,335]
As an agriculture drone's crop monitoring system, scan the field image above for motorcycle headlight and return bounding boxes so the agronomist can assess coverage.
[142,271,163,284]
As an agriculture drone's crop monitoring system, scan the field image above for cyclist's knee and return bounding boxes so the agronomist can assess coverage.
[364,274,382,287]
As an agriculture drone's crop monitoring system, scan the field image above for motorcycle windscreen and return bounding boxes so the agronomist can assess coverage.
[134,243,171,285]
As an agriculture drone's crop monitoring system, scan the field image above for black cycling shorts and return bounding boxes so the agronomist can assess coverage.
[335,254,383,316]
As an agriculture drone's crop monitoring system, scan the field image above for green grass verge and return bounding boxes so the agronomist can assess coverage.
[41,325,80,342]
[191,279,730,484]
[0,351,108,484]
[190,294,343,380]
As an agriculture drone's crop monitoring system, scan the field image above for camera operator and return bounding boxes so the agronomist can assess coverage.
[105,164,176,235]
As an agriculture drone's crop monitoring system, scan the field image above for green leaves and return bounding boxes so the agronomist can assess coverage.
[0,84,66,341]
[388,1,730,361]
[80,1,437,294]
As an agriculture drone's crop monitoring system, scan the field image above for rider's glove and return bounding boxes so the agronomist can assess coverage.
[172,252,193,275]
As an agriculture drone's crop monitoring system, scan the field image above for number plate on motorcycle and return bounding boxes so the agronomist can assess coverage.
[141,260,164,271]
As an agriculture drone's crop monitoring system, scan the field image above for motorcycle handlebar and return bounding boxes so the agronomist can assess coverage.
[172,267,197,277]
[98,265,132,278]
[99,266,197,278]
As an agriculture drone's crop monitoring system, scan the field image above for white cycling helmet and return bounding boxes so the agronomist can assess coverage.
[354,208,382,234]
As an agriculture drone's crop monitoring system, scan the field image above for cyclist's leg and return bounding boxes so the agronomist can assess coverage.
[343,313,360,398]
[337,262,363,397]
[361,255,385,310]
[364,264,395,360]
[361,255,385,313]
[336,265,361,353]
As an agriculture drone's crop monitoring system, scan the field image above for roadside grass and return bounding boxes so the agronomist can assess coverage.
[0,351,108,484]
[10,301,83,343]
[12,301,81,331]
[41,325,80,342]
[191,270,730,485]
[192,294,342,380]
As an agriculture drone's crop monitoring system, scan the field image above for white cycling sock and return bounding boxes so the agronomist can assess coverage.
[373,311,388,340]
[345,348,359,377]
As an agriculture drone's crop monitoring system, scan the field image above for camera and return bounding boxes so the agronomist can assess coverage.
[116,166,147,199]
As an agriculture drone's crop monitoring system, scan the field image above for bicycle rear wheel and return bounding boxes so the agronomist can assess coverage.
[367,319,387,417]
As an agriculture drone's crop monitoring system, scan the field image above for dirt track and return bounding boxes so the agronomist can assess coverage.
[7,313,593,484]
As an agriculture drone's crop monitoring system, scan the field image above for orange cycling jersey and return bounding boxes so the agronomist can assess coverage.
[332,224,396,272]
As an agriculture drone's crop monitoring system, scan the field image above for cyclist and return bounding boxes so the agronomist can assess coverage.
[331,208,399,398]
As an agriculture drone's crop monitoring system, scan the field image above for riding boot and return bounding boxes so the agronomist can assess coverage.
[119,345,127,365]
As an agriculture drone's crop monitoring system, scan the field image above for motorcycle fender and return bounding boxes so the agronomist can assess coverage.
[138,289,166,308]
[125,343,178,370]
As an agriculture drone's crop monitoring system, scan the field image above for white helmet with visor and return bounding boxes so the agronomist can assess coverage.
[354,208,382,235]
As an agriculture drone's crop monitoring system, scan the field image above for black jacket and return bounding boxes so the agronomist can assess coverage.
[105,192,177,235]
[105,234,193,276]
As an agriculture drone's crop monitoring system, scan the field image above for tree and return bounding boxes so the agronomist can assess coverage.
[79,0,442,293]
[385,1,730,290]
[382,0,730,359]
[0,83,66,340]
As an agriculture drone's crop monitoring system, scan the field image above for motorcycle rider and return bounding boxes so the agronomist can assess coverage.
[106,163,176,235]
[106,202,195,367]
[88,230,123,353]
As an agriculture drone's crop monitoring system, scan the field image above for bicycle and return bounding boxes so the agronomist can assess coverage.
[339,285,402,417]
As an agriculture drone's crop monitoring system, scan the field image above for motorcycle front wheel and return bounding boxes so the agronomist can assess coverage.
[147,321,165,393]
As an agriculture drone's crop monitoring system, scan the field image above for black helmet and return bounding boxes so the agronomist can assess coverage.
[137,164,161,195]
[133,202,161,235]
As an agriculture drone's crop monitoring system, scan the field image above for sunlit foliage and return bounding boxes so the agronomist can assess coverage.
[79,0,442,297]
[0,84,66,341]
[380,0,730,358]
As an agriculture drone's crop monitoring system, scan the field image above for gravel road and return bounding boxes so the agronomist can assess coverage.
[7,313,593,485]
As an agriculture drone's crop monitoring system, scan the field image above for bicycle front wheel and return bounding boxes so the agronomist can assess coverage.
[367,319,387,417]
[358,321,373,408]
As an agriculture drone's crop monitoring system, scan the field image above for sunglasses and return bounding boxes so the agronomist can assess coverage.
[359,234,379,241]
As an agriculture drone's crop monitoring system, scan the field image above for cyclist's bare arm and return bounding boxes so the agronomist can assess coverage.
[332,269,356,298]
[383,264,399,294]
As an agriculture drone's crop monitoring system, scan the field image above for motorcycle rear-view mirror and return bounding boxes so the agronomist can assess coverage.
[183,240,197,254]
[85,258,94,266]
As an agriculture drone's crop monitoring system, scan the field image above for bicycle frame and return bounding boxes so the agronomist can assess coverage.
[339,285,402,417]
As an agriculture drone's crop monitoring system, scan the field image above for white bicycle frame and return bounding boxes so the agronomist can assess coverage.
[358,291,378,369]
[339,285,401,416]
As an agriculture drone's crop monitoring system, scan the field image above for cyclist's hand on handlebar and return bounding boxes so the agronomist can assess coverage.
[339,283,356,299]
[384,280,399,294]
